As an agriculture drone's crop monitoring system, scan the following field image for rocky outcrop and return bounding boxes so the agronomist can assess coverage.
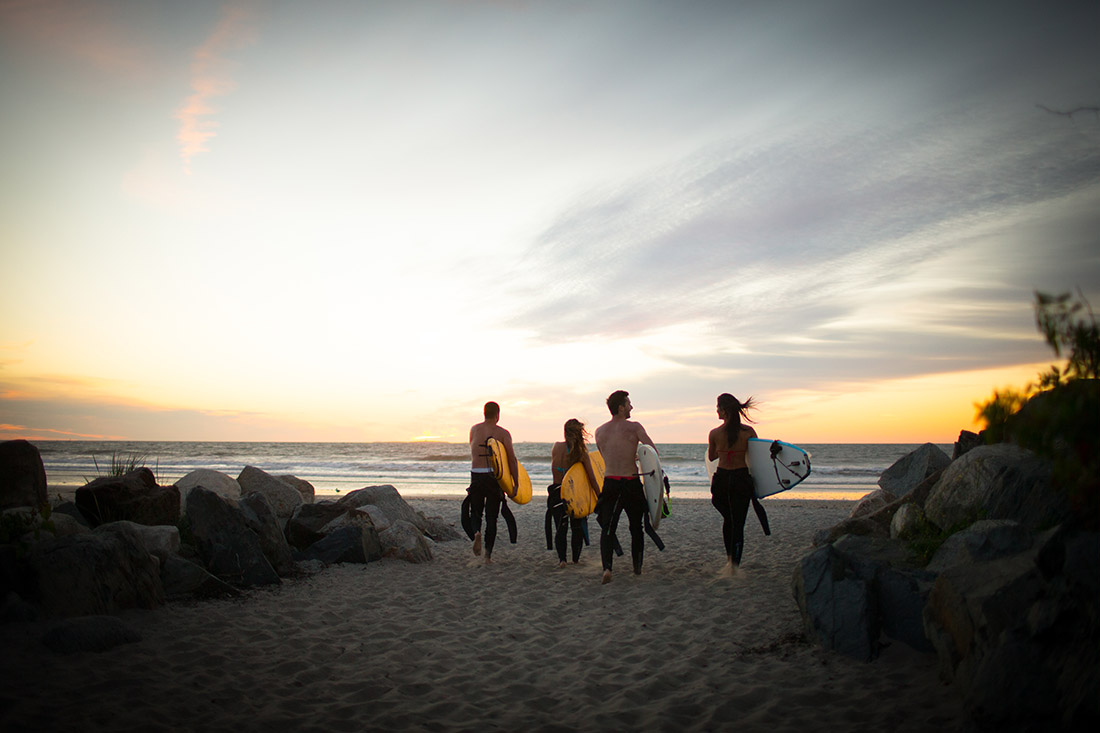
[878,443,951,496]
[97,520,180,561]
[0,439,48,511]
[75,468,180,528]
[297,525,382,565]
[175,469,241,512]
[237,466,302,519]
[379,520,433,563]
[924,444,1070,532]
[185,487,279,588]
[285,502,361,550]
[339,485,427,532]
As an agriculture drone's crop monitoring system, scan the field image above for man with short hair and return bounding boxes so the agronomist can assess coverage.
[465,401,518,563]
[594,390,656,584]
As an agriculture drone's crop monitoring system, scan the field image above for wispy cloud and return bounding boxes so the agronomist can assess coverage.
[175,1,260,173]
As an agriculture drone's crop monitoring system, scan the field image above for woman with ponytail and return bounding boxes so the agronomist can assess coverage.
[546,419,599,567]
[707,394,758,572]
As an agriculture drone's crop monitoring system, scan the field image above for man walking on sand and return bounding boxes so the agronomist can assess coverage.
[594,390,656,584]
[465,401,519,564]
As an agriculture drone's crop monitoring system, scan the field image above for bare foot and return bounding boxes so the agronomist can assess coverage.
[559,561,567,569]
[472,532,482,556]
[485,555,493,565]
[601,570,612,585]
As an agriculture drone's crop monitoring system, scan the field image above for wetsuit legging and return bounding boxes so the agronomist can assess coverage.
[597,476,647,574]
[711,467,754,564]
[547,484,586,563]
[467,472,503,557]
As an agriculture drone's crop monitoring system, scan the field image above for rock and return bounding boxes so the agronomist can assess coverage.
[338,485,427,532]
[920,534,1093,729]
[46,512,90,538]
[75,468,180,527]
[237,466,302,519]
[160,555,241,601]
[175,469,241,512]
[926,520,1032,574]
[286,502,360,550]
[277,475,315,504]
[299,525,383,565]
[51,501,90,527]
[793,534,932,661]
[878,443,951,497]
[26,524,163,618]
[421,514,462,542]
[0,439,48,511]
[953,430,982,460]
[889,502,929,540]
[1,590,37,622]
[358,505,392,532]
[813,515,889,546]
[792,542,876,661]
[239,492,295,575]
[41,615,142,654]
[185,487,279,588]
[924,444,1070,532]
[96,520,180,561]
[380,520,433,563]
[850,489,897,519]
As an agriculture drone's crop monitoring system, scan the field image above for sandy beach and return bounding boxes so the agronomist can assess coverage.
[0,497,965,732]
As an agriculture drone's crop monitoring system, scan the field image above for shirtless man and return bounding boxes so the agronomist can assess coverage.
[594,390,656,584]
[466,401,518,563]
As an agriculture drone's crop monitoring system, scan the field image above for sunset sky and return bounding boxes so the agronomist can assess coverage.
[2,0,1098,445]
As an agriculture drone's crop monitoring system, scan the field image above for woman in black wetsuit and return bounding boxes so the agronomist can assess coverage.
[707,393,758,573]
[546,419,599,567]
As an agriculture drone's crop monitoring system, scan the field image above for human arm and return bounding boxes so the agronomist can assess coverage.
[708,427,719,462]
[581,449,599,494]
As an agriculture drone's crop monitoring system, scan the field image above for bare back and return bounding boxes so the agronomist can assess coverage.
[470,420,517,478]
[708,422,758,470]
[595,417,654,477]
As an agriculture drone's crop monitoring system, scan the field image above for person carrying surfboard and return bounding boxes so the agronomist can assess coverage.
[547,418,599,567]
[707,393,763,574]
[465,401,518,564]
[594,390,656,584]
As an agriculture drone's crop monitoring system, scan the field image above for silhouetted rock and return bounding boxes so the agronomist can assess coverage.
[0,440,48,511]
[185,487,279,588]
[175,469,240,513]
[237,466,302,519]
[878,443,951,497]
[952,430,982,460]
[239,492,295,575]
[75,468,180,527]
[298,525,382,565]
[379,520,433,563]
[277,475,315,504]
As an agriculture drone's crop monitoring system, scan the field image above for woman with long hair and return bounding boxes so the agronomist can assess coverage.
[707,393,758,572]
[546,418,599,567]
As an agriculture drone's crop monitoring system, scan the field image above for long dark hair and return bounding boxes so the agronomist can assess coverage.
[717,393,756,444]
[564,418,588,466]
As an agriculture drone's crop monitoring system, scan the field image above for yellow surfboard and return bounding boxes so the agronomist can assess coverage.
[487,437,532,505]
[560,450,604,518]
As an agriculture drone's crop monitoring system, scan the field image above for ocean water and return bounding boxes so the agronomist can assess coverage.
[33,441,953,501]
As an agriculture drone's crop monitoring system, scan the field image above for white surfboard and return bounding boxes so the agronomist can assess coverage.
[704,439,812,498]
[636,444,666,529]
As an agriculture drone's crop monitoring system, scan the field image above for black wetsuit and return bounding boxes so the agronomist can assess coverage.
[710,467,754,564]
[546,483,587,563]
[466,472,503,557]
[596,476,647,574]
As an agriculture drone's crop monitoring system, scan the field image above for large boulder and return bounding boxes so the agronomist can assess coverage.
[160,555,241,601]
[298,525,383,565]
[185,487,279,588]
[850,489,896,519]
[793,534,933,661]
[922,526,1099,730]
[75,468,180,527]
[0,439,48,511]
[237,466,302,519]
[175,469,241,512]
[924,444,1071,532]
[379,520,433,563]
[286,502,360,550]
[239,492,295,575]
[878,443,951,497]
[338,485,427,530]
[277,475,315,504]
[96,520,179,561]
[26,523,164,618]
[925,520,1032,574]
